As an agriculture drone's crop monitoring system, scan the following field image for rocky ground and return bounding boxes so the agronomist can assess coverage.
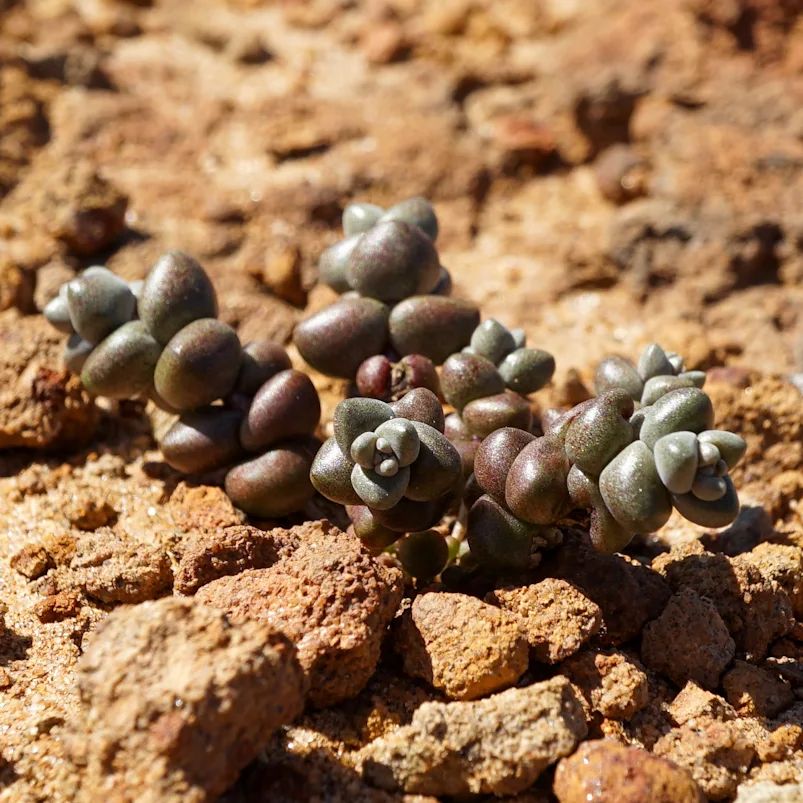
[0,0,802,801]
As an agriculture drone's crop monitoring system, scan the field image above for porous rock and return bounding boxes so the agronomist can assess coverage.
[359,676,587,796]
[0,311,98,449]
[734,781,803,803]
[667,682,737,726]
[654,720,755,800]
[174,524,299,595]
[394,591,529,700]
[722,660,794,718]
[653,541,794,659]
[486,578,602,663]
[75,596,305,803]
[71,533,173,604]
[641,588,735,690]
[553,739,703,803]
[539,531,670,645]
[196,521,402,707]
[561,648,649,720]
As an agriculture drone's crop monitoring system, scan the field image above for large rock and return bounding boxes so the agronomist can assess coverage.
[538,531,670,645]
[75,596,305,803]
[359,676,587,796]
[641,588,735,690]
[653,541,794,660]
[561,648,649,720]
[554,739,703,803]
[394,591,529,700]
[197,521,402,707]
[487,578,602,663]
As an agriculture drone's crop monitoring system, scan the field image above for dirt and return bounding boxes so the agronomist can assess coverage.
[0,0,802,801]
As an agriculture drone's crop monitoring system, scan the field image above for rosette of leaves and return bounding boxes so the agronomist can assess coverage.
[441,319,555,474]
[594,342,706,406]
[293,197,480,378]
[310,389,461,578]
[43,253,323,519]
[468,359,745,563]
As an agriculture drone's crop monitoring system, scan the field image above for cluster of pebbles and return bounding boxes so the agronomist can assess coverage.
[43,253,322,517]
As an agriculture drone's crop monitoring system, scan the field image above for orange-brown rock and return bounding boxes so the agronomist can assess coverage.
[75,597,305,803]
[561,648,649,720]
[554,739,703,803]
[723,660,795,718]
[487,578,601,663]
[360,677,587,796]
[641,588,735,690]
[394,591,529,701]
[197,521,402,707]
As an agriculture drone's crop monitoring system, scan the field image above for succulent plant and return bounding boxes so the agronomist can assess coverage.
[594,342,705,406]
[356,353,441,402]
[464,346,745,561]
[42,252,322,520]
[311,393,461,570]
[294,196,479,378]
[440,318,555,475]
[41,198,750,583]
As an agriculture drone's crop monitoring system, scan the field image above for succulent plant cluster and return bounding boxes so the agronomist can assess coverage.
[42,196,749,585]
[441,318,556,475]
[310,389,462,578]
[43,253,322,518]
[467,345,746,565]
[293,197,481,379]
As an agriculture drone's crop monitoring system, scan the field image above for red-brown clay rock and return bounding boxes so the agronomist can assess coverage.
[393,591,529,700]
[539,531,670,645]
[553,739,703,803]
[0,311,98,450]
[668,682,737,726]
[722,660,795,718]
[71,533,173,604]
[359,677,587,796]
[74,596,305,803]
[736,542,803,617]
[561,648,649,720]
[10,543,52,579]
[641,588,735,690]
[33,589,82,623]
[486,578,601,663]
[196,521,402,708]
[654,720,756,800]
[174,525,299,595]
[653,541,794,660]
